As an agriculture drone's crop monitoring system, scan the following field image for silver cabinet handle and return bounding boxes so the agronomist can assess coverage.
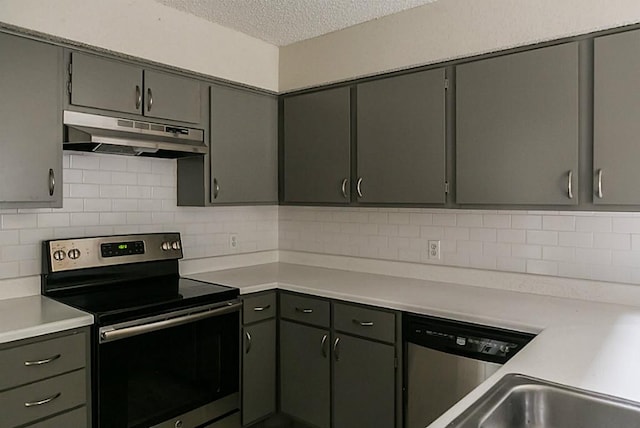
[24,354,61,366]
[597,169,603,199]
[321,334,328,358]
[567,170,574,199]
[295,307,313,314]
[24,392,61,408]
[245,330,252,354]
[213,178,219,199]
[341,178,348,199]
[352,319,374,327]
[135,85,142,110]
[147,88,153,111]
[333,337,340,361]
[356,177,363,198]
[48,168,55,196]
[253,305,271,312]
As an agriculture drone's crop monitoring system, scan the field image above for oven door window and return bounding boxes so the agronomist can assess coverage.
[98,311,239,428]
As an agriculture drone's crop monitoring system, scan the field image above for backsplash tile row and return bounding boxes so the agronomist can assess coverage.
[279,206,640,286]
[0,153,278,280]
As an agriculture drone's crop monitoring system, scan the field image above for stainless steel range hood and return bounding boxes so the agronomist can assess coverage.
[63,111,207,158]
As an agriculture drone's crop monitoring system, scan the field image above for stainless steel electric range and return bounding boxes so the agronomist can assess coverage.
[41,233,241,428]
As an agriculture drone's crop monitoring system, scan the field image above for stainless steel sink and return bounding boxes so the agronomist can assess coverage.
[446,374,640,428]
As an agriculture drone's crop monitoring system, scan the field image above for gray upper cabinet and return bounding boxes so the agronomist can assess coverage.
[70,52,143,115]
[456,42,579,205]
[210,85,278,204]
[283,87,351,203]
[594,29,640,205]
[333,334,396,428]
[0,33,62,207]
[356,69,446,204]
[144,69,200,123]
[70,52,201,123]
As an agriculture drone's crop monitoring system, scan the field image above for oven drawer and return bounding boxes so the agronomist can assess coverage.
[280,292,330,328]
[243,292,276,324]
[0,331,86,391]
[0,369,86,428]
[333,302,396,343]
[26,406,87,427]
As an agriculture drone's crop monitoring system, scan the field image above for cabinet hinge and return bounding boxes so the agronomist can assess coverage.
[444,181,450,194]
[68,62,72,75]
[67,81,72,94]
[444,78,449,90]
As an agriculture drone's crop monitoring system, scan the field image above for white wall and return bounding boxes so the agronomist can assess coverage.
[0,152,278,296]
[0,0,279,91]
[280,0,640,91]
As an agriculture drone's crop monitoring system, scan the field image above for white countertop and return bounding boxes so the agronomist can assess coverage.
[188,262,640,427]
[0,295,93,345]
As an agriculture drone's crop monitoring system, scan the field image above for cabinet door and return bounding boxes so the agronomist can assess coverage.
[242,320,276,426]
[283,88,351,203]
[333,335,396,428]
[144,69,201,123]
[594,29,640,205]
[357,69,446,204]
[280,321,330,428]
[71,52,142,115]
[0,33,62,205]
[456,43,579,205]
[210,86,278,203]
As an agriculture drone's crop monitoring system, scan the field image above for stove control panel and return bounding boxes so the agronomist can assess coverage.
[44,233,183,272]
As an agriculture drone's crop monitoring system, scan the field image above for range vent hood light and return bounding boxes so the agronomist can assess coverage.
[63,111,207,158]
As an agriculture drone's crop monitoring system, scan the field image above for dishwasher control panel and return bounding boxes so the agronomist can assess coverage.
[404,313,535,365]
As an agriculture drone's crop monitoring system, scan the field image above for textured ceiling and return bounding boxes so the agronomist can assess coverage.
[154,0,438,46]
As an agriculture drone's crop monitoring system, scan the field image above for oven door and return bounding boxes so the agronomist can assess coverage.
[97,301,240,428]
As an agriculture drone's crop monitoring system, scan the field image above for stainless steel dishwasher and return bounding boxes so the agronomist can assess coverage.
[403,313,534,428]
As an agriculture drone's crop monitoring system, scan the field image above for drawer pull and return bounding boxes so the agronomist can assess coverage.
[24,392,61,407]
[253,305,271,312]
[295,307,313,314]
[24,354,61,366]
[353,319,374,327]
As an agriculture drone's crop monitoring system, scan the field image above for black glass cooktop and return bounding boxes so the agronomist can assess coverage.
[52,276,238,325]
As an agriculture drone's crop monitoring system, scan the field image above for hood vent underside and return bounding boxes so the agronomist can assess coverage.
[63,111,207,158]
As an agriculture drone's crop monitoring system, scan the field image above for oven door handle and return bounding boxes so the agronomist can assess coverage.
[99,301,242,343]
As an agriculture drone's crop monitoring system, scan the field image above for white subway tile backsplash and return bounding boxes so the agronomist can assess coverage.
[483,214,511,229]
[511,215,542,230]
[37,213,70,228]
[526,230,558,246]
[69,183,100,198]
[576,216,611,232]
[612,217,640,234]
[542,215,575,231]
[558,231,593,248]
[2,214,37,230]
[497,229,526,243]
[593,233,631,250]
[526,259,558,275]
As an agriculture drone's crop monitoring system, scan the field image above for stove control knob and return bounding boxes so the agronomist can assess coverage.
[68,248,81,259]
[161,242,171,251]
[53,250,66,261]
[171,241,181,250]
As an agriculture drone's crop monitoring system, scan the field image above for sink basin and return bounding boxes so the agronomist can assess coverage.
[446,374,640,428]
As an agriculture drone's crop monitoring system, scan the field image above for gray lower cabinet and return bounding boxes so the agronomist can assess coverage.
[593,29,640,205]
[333,335,395,428]
[242,293,277,426]
[70,51,201,123]
[283,87,351,204]
[356,69,447,204]
[279,293,400,428]
[210,85,278,204]
[0,328,90,427]
[456,42,579,205]
[0,32,62,207]
[280,320,331,428]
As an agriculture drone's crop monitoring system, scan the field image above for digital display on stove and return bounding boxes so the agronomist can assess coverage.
[101,241,145,258]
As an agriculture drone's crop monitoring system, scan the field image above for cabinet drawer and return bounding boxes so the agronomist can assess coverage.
[280,293,330,328]
[243,292,276,324]
[0,331,86,391]
[0,369,86,428]
[333,303,395,343]
[27,406,87,427]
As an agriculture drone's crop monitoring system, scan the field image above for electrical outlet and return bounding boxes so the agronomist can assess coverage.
[428,240,440,260]
[229,234,238,249]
